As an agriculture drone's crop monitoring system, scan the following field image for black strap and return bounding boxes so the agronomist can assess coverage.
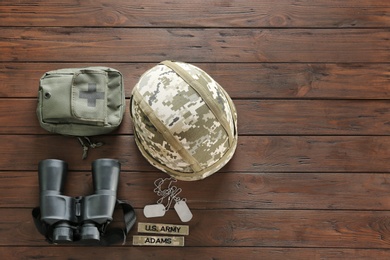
[99,200,137,245]
[32,199,136,245]
[32,207,53,243]
[77,137,104,160]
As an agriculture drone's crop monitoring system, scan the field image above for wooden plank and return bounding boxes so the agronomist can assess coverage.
[1,135,389,173]
[239,100,390,135]
[2,247,390,260]
[4,171,390,210]
[1,28,390,62]
[0,99,134,135]
[2,99,390,135]
[6,208,390,248]
[1,0,389,28]
[2,63,390,99]
[1,1,389,257]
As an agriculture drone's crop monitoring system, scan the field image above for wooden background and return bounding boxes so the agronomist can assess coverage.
[1,0,390,259]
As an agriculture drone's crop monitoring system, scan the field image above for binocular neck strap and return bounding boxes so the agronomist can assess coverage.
[101,200,137,246]
[32,199,136,246]
[32,207,52,242]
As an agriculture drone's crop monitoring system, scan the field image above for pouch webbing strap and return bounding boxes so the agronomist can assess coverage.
[161,60,234,147]
[132,88,202,173]
[77,137,104,160]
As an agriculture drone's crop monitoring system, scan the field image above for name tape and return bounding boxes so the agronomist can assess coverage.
[133,235,185,247]
[138,222,189,235]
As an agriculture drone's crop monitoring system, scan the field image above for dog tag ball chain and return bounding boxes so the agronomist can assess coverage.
[143,178,172,218]
[143,177,193,222]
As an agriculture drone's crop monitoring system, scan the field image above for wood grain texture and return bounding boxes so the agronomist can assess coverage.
[2,247,390,260]
[1,0,390,258]
[1,28,390,62]
[1,0,389,28]
[1,63,390,99]
[3,208,390,248]
[2,99,390,135]
[3,171,390,210]
[0,135,389,173]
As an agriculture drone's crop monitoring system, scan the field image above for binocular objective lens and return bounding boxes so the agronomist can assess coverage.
[81,223,100,242]
[53,223,73,243]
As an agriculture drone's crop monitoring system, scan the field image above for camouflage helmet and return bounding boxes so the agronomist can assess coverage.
[130,60,238,181]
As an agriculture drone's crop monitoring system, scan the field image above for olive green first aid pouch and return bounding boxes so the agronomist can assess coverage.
[37,67,125,158]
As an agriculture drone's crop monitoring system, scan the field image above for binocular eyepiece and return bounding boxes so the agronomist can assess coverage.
[38,158,120,244]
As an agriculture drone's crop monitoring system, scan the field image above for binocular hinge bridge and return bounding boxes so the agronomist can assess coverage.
[75,197,82,218]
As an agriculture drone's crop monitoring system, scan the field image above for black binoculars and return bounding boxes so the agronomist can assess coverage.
[38,158,120,244]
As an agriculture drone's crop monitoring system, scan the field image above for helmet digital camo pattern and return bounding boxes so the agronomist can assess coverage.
[130,60,238,181]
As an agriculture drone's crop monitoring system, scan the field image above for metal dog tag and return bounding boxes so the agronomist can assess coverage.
[174,200,193,222]
[143,204,166,218]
